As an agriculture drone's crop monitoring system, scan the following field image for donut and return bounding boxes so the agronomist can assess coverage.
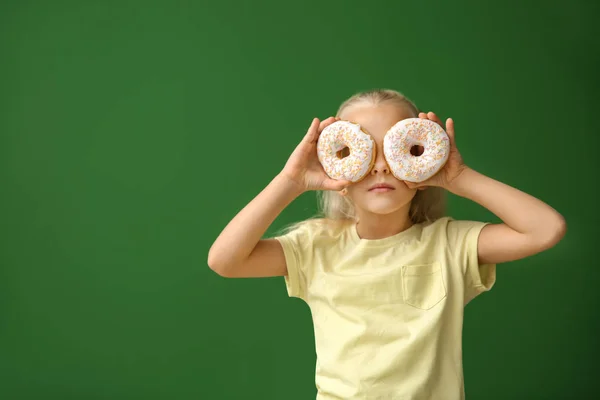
[317,120,376,183]
[383,118,450,182]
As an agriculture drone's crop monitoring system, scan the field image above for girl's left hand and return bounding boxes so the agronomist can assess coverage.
[404,112,468,190]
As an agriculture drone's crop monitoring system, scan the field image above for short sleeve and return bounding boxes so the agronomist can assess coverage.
[445,219,497,305]
[273,222,314,301]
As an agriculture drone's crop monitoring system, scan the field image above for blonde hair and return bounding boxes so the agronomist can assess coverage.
[279,88,446,234]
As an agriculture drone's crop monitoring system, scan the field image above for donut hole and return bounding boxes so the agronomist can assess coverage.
[410,145,424,157]
[336,146,350,159]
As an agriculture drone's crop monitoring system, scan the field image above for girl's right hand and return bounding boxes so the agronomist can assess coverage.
[280,117,352,193]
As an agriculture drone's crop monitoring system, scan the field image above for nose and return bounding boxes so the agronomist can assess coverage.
[370,152,390,175]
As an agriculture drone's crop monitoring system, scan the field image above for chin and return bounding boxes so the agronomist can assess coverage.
[356,198,412,216]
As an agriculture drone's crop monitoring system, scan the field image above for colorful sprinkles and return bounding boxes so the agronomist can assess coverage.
[383,118,450,182]
[317,121,375,182]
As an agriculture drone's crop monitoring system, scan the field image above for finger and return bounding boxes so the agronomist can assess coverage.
[427,112,443,127]
[319,116,337,131]
[446,118,455,142]
[418,112,428,119]
[302,118,320,144]
[319,117,339,133]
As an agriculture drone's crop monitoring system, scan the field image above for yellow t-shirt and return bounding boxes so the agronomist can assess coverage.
[275,216,496,400]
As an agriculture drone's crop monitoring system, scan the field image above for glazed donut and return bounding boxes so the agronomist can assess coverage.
[317,120,376,183]
[383,118,450,182]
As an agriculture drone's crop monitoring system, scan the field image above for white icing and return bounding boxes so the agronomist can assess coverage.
[317,121,375,182]
[383,118,450,182]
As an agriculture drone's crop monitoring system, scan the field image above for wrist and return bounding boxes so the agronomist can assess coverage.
[444,165,476,195]
[275,172,307,197]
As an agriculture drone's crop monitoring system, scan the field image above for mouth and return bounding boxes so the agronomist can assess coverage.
[368,183,396,192]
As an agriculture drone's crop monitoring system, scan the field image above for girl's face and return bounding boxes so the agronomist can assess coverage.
[339,103,419,217]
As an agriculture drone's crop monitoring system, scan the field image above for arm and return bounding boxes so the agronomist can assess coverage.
[207,117,350,278]
[207,173,303,278]
[411,112,566,266]
[447,167,566,265]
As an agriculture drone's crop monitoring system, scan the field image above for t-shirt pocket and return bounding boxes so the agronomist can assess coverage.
[402,262,447,310]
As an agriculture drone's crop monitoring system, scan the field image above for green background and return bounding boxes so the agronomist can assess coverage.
[1,0,598,398]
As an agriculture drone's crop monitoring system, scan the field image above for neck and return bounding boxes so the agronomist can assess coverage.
[354,206,413,240]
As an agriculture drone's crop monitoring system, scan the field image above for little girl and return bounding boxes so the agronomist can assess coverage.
[208,89,566,399]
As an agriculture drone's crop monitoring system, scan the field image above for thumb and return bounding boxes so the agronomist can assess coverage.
[324,179,352,191]
[403,180,421,189]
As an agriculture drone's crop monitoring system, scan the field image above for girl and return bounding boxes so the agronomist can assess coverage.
[208,89,566,399]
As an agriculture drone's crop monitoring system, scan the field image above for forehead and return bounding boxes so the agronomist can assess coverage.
[339,103,415,139]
